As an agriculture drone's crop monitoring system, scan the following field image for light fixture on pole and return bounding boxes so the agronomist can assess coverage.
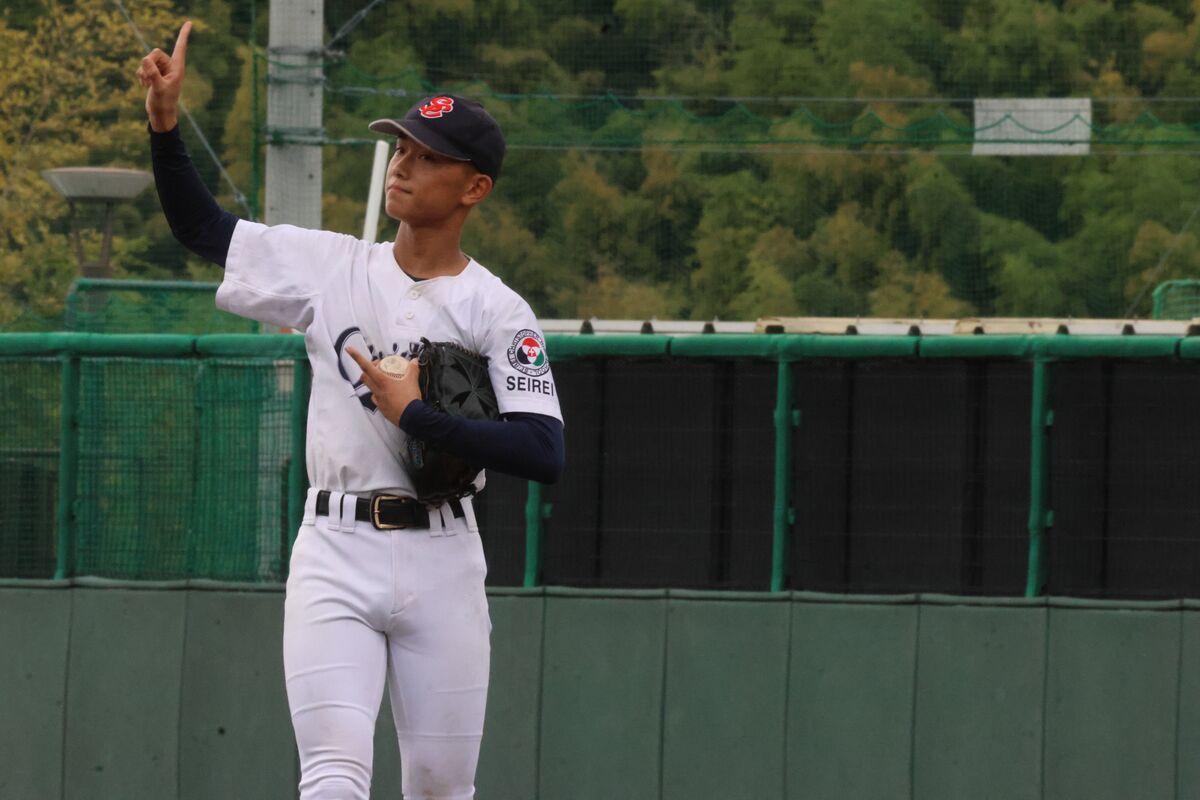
[42,167,153,278]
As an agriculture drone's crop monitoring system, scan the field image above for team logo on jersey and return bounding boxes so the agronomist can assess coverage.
[419,96,455,118]
[334,326,405,412]
[508,329,550,377]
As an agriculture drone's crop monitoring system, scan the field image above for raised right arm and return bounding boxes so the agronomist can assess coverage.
[138,21,238,266]
[149,126,238,266]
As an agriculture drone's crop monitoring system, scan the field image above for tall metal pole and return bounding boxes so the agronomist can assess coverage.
[266,0,323,228]
[250,0,261,221]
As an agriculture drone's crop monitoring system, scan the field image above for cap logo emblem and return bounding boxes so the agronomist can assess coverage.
[419,96,455,119]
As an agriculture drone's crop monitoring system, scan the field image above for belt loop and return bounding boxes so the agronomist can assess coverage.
[427,503,446,537]
[439,501,458,537]
[326,490,344,532]
[338,493,355,533]
[325,491,339,531]
[461,496,478,533]
[303,488,319,526]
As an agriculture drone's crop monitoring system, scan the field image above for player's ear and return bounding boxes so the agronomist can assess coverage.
[461,172,493,207]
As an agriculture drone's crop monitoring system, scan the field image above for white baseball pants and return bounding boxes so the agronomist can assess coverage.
[284,489,491,800]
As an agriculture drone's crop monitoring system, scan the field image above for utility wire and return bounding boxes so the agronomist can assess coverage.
[326,0,389,53]
[111,0,255,219]
[322,79,1200,139]
[261,50,1200,109]
[307,136,1200,156]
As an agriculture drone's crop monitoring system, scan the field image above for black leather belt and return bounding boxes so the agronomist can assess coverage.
[315,490,464,530]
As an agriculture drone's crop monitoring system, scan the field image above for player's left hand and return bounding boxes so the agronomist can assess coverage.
[347,347,422,426]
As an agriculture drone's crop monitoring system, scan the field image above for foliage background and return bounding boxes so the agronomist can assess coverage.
[5,0,1200,327]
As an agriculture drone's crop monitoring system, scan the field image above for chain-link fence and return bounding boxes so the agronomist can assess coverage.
[6,331,1200,599]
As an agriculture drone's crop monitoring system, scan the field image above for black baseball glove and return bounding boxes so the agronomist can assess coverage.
[402,338,500,505]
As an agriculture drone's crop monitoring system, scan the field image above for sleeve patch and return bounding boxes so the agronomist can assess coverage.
[507,329,551,376]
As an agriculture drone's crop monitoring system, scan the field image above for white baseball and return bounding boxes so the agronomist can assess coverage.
[377,355,411,378]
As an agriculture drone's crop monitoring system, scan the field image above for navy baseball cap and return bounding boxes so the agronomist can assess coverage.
[369,95,506,181]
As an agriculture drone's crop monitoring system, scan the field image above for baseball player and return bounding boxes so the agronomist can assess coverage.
[138,23,565,800]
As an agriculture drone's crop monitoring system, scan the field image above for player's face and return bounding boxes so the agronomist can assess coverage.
[384,134,490,225]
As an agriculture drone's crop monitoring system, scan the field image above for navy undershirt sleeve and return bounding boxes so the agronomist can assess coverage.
[149,124,238,266]
[399,402,565,484]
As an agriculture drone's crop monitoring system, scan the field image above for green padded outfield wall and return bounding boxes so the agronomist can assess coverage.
[6,585,1200,800]
[62,590,187,799]
[661,594,791,800]
[912,602,1045,800]
[788,598,919,798]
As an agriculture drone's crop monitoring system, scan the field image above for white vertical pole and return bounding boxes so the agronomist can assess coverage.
[362,139,390,241]
[265,0,323,228]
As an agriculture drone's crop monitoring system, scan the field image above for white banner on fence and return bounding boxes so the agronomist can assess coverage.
[972,97,1092,156]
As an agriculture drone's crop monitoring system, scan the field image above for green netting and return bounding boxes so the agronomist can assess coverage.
[0,359,61,579]
[70,357,294,582]
[1152,280,1200,320]
[0,342,297,580]
[64,280,259,335]
[0,339,303,581]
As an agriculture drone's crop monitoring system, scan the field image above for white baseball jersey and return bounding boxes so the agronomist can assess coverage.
[216,219,563,497]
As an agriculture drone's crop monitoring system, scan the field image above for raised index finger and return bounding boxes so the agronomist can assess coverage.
[171,21,192,65]
[346,347,380,381]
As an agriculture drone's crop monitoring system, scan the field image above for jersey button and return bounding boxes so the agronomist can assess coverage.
[408,290,420,299]
[405,311,414,319]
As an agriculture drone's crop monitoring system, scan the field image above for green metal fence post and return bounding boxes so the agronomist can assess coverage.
[1025,357,1052,597]
[54,354,80,580]
[524,481,544,587]
[185,362,207,578]
[771,359,795,592]
[286,358,311,553]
